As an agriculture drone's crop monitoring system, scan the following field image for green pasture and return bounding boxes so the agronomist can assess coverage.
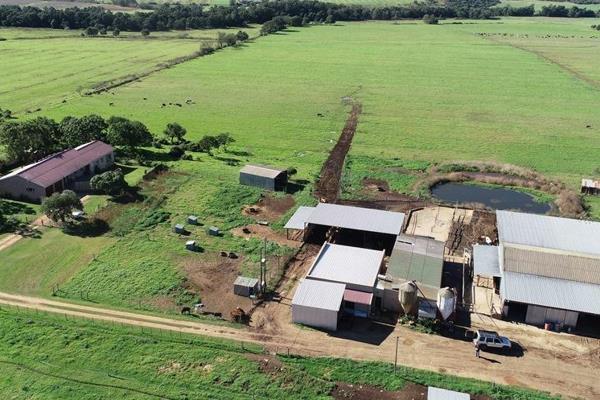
[32,19,600,188]
[0,227,115,296]
[0,26,259,114]
[0,307,559,400]
[500,0,600,11]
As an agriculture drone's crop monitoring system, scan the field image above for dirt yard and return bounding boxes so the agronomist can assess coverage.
[243,194,295,222]
[179,253,253,319]
[231,224,301,248]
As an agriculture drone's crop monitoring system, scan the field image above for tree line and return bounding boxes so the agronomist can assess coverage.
[1,0,565,33]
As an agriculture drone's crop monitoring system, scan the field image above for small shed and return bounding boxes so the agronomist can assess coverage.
[174,224,185,234]
[208,226,220,236]
[428,387,470,400]
[188,215,199,225]
[233,276,259,297]
[581,178,600,195]
[239,165,287,191]
[292,279,346,331]
[185,240,197,251]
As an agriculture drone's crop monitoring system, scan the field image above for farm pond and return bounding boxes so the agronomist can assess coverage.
[431,182,551,214]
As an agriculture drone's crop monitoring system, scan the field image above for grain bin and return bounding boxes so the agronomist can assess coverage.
[437,287,457,321]
[399,281,418,316]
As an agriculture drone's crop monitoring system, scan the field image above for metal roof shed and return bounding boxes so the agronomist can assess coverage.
[233,276,259,297]
[292,279,346,330]
[307,243,384,291]
[428,387,470,400]
[473,245,501,277]
[239,165,287,191]
[284,206,316,230]
[388,234,444,289]
[306,203,405,236]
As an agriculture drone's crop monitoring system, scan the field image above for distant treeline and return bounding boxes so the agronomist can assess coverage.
[0,0,530,32]
[0,0,597,33]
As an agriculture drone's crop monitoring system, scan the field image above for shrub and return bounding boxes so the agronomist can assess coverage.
[169,145,185,159]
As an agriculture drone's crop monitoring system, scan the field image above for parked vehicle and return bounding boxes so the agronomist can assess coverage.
[473,330,512,352]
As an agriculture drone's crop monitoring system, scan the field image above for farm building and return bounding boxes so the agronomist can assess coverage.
[233,276,259,297]
[239,165,287,191]
[284,203,405,253]
[473,210,600,332]
[0,141,114,203]
[292,243,402,330]
[581,178,600,195]
[386,234,445,300]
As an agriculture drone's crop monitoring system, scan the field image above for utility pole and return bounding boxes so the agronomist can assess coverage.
[394,336,399,372]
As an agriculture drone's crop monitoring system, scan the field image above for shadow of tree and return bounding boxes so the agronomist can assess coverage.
[62,218,110,237]
[0,200,36,216]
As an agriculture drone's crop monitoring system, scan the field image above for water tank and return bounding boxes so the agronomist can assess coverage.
[437,287,457,321]
[399,281,418,316]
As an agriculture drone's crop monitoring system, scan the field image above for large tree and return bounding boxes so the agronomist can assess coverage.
[163,122,187,144]
[0,117,61,164]
[59,114,108,147]
[90,169,128,196]
[106,116,153,149]
[41,190,83,224]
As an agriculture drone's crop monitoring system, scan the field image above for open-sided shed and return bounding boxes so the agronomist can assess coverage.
[239,165,287,191]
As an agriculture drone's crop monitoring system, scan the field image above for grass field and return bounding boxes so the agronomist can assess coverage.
[0,306,559,400]
[0,27,259,114]
[32,19,600,188]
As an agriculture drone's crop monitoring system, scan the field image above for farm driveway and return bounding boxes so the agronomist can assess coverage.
[0,291,597,399]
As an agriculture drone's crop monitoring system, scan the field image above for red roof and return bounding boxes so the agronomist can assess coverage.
[7,141,113,188]
[343,289,373,305]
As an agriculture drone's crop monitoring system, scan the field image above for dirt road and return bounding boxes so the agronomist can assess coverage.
[0,291,597,399]
[315,102,362,203]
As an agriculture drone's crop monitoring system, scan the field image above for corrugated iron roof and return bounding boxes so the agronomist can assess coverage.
[503,245,600,285]
[428,387,470,400]
[0,141,113,188]
[343,289,373,305]
[292,279,345,311]
[473,245,501,277]
[234,276,259,288]
[501,272,600,315]
[307,243,384,288]
[284,206,316,230]
[240,164,285,179]
[306,203,405,236]
[388,234,444,288]
[497,210,600,257]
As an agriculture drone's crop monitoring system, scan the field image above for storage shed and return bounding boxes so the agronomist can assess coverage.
[292,279,346,330]
[233,276,259,297]
[239,165,287,191]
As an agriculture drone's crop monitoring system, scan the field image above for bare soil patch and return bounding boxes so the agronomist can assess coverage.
[179,253,253,319]
[315,102,362,203]
[341,178,430,213]
[243,194,295,222]
[231,224,301,248]
[245,353,284,375]
[447,210,497,256]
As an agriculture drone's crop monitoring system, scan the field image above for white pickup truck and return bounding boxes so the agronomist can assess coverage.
[473,330,512,352]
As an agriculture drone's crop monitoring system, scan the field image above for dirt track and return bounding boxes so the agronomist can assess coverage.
[0,291,598,399]
[315,102,362,203]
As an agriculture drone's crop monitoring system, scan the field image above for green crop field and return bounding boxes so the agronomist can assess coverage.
[0,307,558,399]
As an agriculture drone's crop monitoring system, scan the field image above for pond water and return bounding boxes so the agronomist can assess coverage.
[431,182,551,214]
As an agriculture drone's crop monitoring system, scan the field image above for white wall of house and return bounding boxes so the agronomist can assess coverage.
[292,304,339,331]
